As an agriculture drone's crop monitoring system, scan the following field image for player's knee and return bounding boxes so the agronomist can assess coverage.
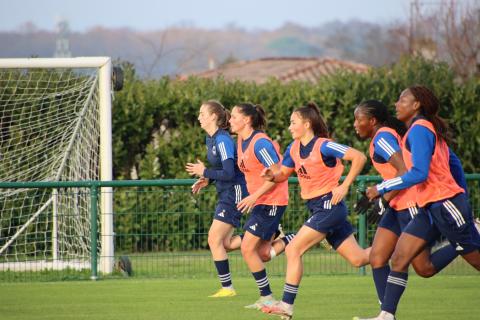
[414,266,436,278]
[240,240,255,256]
[465,255,480,271]
[223,238,234,250]
[390,251,411,271]
[369,251,389,268]
[259,247,271,262]
[349,255,367,268]
[285,243,300,260]
[207,232,222,248]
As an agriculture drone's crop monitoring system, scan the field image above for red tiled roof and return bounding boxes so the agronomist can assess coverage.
[184,57,370,84]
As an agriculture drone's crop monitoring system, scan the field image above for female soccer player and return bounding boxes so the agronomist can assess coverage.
[229,103,294,310]
[359,86,480,320]
[260,102,371,319]
[353,99,460,310]
[185,100,247,298]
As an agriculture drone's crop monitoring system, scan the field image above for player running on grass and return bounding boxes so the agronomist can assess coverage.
[186,100,248,298]
[229,103,295,310]
[260,102,371,320]
[352,99,463,315]
[356,86,480,320]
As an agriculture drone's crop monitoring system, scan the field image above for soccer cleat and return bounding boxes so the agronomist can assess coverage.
[274,224,285,240]
[208,287,236,298]
[118,256,133,276]
[352,311,396,320]
[244,295,277,310]
[319,238,332,251]
[261,301,293,320]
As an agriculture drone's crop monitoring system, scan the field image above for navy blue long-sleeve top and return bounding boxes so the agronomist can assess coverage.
[203,129,246,192]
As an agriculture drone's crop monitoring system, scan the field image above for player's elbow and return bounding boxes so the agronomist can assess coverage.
[411,170,428,184]
[359,153,367,166]
[352,150,367,167]
[274,173,288,183]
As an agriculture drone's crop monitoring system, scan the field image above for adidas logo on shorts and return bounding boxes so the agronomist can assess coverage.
[218,210,225,217]
[249,223,257,231]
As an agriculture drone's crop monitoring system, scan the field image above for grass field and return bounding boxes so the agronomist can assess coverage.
[1,275,478,320]
[2,249,477,282]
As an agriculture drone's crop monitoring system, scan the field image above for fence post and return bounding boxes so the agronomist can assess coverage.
[358,179,367,276]
[90,184,99,280]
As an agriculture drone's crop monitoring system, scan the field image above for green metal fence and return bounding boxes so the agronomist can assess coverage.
[1,175,479,281]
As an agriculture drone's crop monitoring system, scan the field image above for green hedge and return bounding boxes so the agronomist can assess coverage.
[113,57,479,182]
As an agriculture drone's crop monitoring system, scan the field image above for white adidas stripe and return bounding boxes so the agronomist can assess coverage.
[443,200,465,227]
[218,142,228,161]
[443,201,463,227]
[387,276,407,287]
[235,185,241,204]
[269,205,277,216]
[256,279,269,287]
[284,286,298,294]
[326,142,348,154]
[388,279,407,287]
[377,182,386,192]
[447,201,465,225]
[408,207,415,219]
[378,138,396,156]
[383,177,403,189]
[259,148,275,167]
[219,275,231,281]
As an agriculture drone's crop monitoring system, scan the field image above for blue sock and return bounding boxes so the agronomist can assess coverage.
[431,244,458,272]
[214,259,232,287]
[252,269,272,296]
[382,271,408,315]
[282,283,299,305]
[372,265,390,304]
[282,233,296,246]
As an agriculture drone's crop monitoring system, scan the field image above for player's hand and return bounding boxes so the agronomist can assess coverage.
[260,167,274,181]
[354,189,373,214]
[372,197,388,216]
[366,186,380,200]
[185,159,206,177]
[331,184,348,205]
[191,177,209,194]
[237,195,258,214]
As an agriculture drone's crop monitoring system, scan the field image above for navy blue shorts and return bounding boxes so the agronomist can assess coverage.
[378,207,401,236]
[304,193,354,250]
[243,205,286,240]
[427,193,480,254]
[403,207,441,245]
[378,206,421,237]
[214,184,247,228]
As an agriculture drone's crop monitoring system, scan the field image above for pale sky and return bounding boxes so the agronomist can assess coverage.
[0,0,413,31]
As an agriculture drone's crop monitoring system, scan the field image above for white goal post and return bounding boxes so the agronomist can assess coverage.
[0,57,114,274]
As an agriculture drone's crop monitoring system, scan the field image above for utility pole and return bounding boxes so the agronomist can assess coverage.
[54,19,72,58]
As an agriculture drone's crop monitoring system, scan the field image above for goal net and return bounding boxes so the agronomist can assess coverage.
[0,58,114,275]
